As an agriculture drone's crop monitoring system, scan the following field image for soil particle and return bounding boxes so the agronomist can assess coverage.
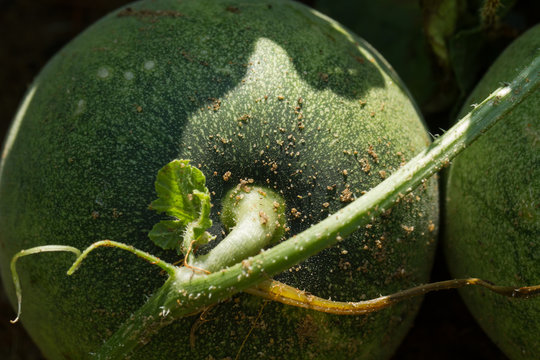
[339,186,354,203]
[367,145,379,162]
[225,6,241,14]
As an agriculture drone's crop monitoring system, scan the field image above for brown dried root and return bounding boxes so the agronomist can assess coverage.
[246,278,540,315]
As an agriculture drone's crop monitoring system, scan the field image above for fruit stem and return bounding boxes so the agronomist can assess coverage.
[186,185,286,275]
[94,55,539,359]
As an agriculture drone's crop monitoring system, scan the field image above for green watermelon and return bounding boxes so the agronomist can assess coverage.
[0,0,438,359]
[445,24,540,360]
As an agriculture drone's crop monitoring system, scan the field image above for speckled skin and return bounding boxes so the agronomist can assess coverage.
[0,1,438,359]
[445,24,540,360]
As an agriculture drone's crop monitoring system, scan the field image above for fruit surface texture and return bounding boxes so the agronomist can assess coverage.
[0,0,438,359]
[445,24,540,360]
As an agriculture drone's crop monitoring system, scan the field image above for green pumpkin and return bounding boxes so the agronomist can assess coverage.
[0,0,438,359]
[445,24,540,360]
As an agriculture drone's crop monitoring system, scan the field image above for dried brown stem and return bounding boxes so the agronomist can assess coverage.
[246,278,540,315]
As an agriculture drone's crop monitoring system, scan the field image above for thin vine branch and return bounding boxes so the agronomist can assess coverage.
[246,278,540,315]
[68,240,177,276]
[10,245,81,323]
[94,54,540,359]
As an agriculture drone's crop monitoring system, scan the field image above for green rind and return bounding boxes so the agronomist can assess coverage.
[0,1,438,359]
[445,24,540,360]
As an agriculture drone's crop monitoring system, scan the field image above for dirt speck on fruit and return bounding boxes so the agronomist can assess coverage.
[116,8,184,20]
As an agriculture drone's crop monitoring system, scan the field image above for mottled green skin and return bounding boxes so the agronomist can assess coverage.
[0,1,438,359]
[445,24,540,360]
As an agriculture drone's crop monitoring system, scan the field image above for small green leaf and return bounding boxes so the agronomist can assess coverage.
[148,220,186,251]
[148,160,213,254]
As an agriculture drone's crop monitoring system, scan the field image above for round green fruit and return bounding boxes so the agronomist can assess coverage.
[445,24,540,360]
[0,0,438,359]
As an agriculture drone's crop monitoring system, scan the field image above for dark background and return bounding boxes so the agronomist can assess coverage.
[0,0,534,359]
